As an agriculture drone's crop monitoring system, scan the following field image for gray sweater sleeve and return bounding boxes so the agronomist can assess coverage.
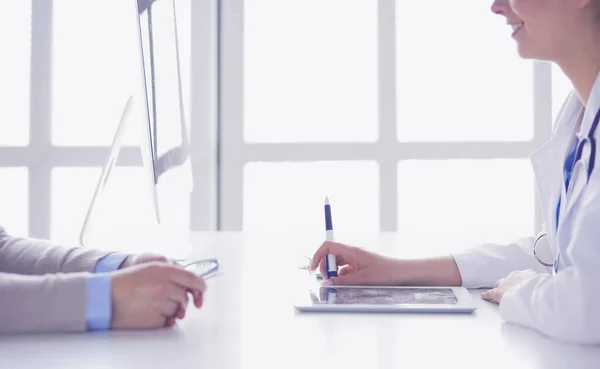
[0,226,115,275]
[0,225,120,334]
[0,272,90,334]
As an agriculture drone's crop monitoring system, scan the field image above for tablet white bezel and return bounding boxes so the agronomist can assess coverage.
[294,285,477,313]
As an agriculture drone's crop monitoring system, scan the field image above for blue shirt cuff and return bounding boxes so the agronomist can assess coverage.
[86,274,112,331]
[94,253,129,273]
[85,253,128,331]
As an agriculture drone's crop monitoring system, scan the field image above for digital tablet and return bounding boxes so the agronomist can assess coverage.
[294,286,477,313]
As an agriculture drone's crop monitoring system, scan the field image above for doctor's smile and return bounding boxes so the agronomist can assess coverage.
[510,21,524,37]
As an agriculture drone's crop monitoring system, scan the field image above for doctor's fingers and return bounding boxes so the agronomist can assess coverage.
[493,278,504,288]
[481,289,492,301]
[324,268,382,286]
[481,289,500,304]
[310,241,352,271]
[338,265,355,276]
[318,254,351,279]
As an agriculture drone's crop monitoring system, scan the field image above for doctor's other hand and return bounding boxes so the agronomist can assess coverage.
[481,269,539,304]
[109,262,207,330]
[310,241,401,286]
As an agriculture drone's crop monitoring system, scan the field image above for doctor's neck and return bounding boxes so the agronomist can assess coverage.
[555,28,600,107]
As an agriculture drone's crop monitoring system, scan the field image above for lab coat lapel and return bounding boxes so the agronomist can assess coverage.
[530,137,564,233]
[557,72,600,229]
[530,90,581,242]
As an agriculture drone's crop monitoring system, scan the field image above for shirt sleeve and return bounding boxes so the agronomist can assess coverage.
[85,274,112,331]
[94,253,129,273]
[85,253,129,331]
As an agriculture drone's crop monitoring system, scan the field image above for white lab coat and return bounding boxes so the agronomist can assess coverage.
[452,71,600,345]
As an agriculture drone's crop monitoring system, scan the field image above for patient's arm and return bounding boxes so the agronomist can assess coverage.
[0,225,115,275]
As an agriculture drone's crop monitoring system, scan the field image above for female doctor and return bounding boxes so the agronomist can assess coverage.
[310,0,600,345]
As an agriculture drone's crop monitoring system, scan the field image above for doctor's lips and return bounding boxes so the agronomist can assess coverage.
[509,21,524,37]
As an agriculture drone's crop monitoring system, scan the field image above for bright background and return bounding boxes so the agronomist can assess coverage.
[0,0,573,253]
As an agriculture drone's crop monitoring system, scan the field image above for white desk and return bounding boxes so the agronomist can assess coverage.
[1,231,599,369]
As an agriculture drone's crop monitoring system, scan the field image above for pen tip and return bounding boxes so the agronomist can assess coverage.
[325,196,330,205]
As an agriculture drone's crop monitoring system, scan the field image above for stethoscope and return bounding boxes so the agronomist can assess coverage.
[533,106,600,271]
[533,232,552,268]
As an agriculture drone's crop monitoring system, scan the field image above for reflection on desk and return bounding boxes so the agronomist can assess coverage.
[501,323,600,369]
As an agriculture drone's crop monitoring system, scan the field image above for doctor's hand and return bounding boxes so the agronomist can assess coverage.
[310,241,402,286]
[481,269,539,304]
[110,262,206,330]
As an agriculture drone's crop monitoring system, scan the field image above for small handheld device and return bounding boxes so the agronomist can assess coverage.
[184,259,221,280]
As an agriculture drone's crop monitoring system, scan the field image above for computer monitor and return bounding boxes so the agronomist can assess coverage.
[79,0,193,253]
[136,0,193,222]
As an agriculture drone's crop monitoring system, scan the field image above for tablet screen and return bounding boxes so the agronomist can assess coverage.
[311,287,458,305]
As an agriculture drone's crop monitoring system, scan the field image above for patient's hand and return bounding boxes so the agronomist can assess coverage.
[110,262,206,330]
[119,252,178,269]
[118,253,190,326]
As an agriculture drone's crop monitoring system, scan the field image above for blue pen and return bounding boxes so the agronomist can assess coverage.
[324,196,338,279]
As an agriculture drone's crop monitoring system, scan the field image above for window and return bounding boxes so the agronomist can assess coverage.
[244,0,378,143]
[0,0,571,254]
[0,168,29,237]
[51,167,190,247]
[397,159,535,246]
[243,161,379,237]
[52,0,141,147]
[220,0,553,250]
[396,0,534,142]
[48,0,152,247]
[51,168,101,242]
[48,0,193,249]
[0,0,31,147]
[0,0,31,237]
[1,0,200,251]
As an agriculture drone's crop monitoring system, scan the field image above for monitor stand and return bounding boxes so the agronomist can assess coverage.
[79,95,193,263]
[83,228,194,262]
[79,224,194,264]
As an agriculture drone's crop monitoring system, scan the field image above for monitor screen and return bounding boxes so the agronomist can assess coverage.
[136,0,192,223]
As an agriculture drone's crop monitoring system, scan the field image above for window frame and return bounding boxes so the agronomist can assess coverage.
[0,0,554,240]
[218,0,552,233]
[0,0,219,240]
